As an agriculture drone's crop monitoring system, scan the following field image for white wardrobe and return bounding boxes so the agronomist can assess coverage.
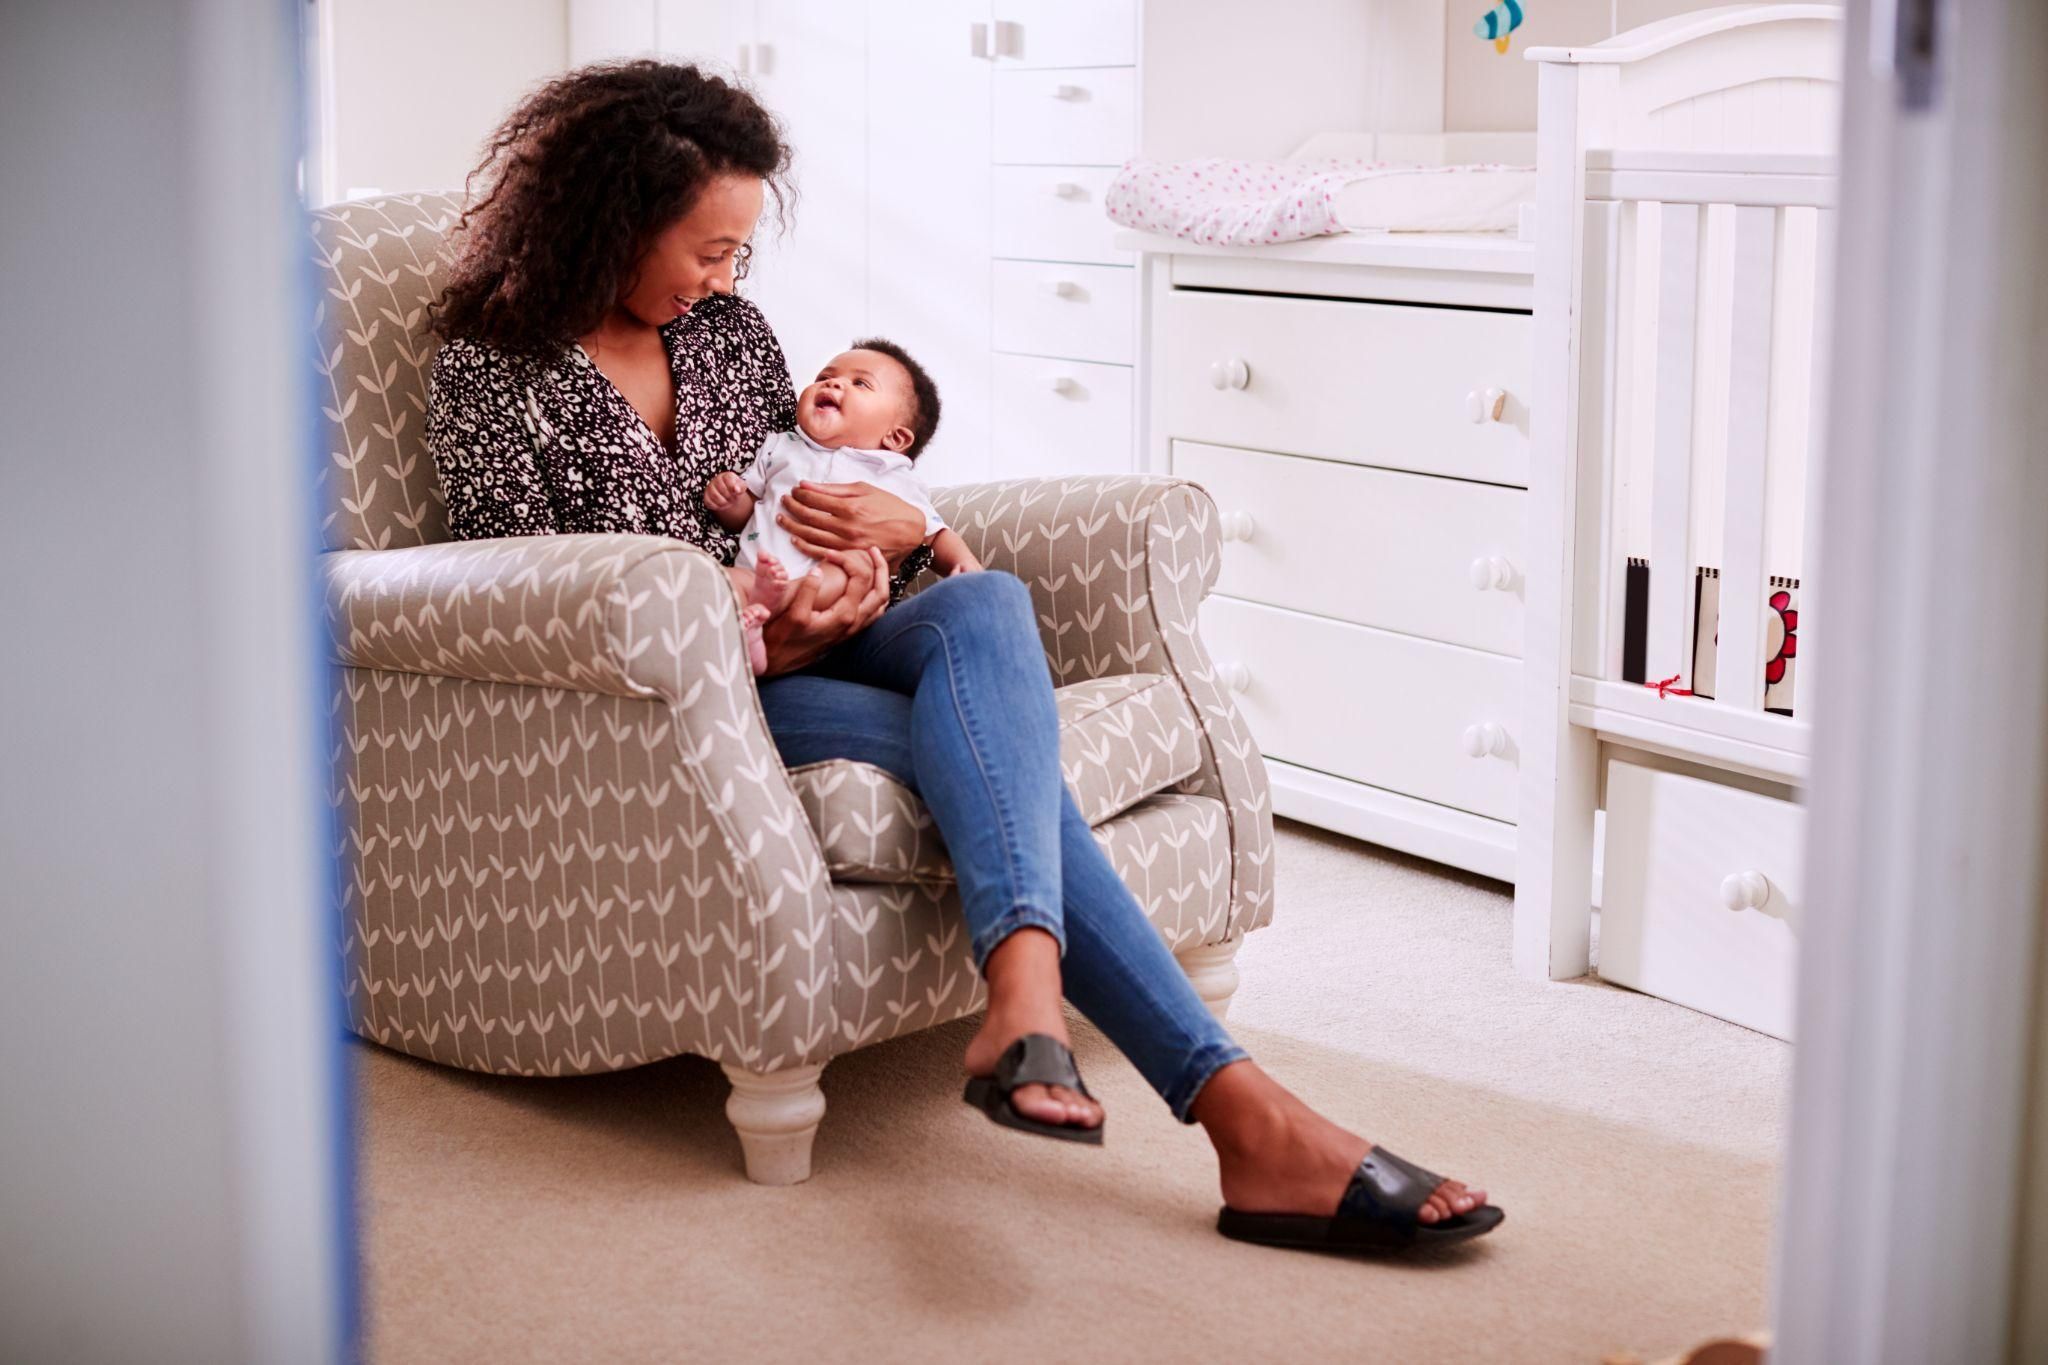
[567,0,1446,487]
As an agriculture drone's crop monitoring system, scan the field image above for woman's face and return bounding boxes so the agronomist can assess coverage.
[619,173,765,327]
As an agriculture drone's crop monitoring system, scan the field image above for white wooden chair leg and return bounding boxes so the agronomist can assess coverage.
[721,1061,826,1186]
[1178,938,1243,1021]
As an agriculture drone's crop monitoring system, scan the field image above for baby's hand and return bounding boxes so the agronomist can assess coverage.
[704,471,748,510]
[948,562,979,577]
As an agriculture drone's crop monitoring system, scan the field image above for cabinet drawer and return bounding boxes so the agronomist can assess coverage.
[1163,290,1532,486]
[1174,442,1527,656]
[991,1,1137,67]
[993,261,1133,364]
[993,166,1125,264]
[1600,761,1802,1039]
[1198,597,1520,822]
[991,354,1132,479]
[993,68,1136,165]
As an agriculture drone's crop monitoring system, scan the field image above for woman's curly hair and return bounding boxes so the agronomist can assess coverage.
[429,60,793,356]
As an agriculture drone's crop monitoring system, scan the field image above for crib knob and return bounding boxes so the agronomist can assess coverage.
[1208,357,1251,391]
[1219,661,1252,694]
[1219,510,1255,543]
[1051,83,1087,101]
[1043,279,1081,300]
[1051,181,1086,199]
[1464,387,1509,424]
[1048,375,1080,398]
[1719,870,1772,913]
[1467,555,1516,591]
[1461,722,1508,758]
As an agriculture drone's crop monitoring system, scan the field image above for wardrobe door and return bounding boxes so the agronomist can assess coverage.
[568,0,658,64]
[653,0,756,77]
[865,0,993,487]
[745,4,870,395]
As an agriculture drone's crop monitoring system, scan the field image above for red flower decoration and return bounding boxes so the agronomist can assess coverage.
[1764,589,1799,685]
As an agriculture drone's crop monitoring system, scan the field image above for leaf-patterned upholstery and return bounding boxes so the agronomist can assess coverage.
[313,194,1274,1083]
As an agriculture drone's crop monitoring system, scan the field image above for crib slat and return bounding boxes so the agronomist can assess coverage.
[1647,202,1702,689]
[1576,200,1624,679]
[1718,206,1779,711]
[1800,205,1836,705]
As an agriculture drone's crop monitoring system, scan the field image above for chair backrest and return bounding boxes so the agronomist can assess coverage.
[310,192,464,551]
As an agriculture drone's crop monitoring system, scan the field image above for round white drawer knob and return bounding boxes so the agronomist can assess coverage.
[1208,357,1251,391]
[1468,555,1516,591]
[1719,870,1772,913]
[1464,387,1509,424]
[1219,661,1252,694]
[1051,181,1085,199]
[1048,375,1080,397]
[1051,83,1086,101]
[1219,510,1255,543]
[1461,721,1508,758]
[1043,279,1080,299]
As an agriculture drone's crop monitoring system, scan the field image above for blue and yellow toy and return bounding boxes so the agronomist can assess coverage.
[1473,0,1529,54]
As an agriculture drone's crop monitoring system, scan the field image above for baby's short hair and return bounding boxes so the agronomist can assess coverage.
[850,336,941,459]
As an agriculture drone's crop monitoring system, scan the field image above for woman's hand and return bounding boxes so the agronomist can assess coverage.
[757,545,890,677]
[778,480,925,570]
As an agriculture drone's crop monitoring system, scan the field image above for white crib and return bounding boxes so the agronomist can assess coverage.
[1514,5,1843,1037]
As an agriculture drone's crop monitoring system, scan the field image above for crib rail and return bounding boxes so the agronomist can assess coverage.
[1572,149,1833,725]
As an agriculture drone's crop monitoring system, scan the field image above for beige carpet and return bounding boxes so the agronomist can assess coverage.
[357,819,1790,1364]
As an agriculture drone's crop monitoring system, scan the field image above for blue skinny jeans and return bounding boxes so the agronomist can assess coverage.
[757,570,1248,1122]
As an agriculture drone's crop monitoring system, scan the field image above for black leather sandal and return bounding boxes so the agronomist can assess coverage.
[962,1033,1104,1146]
[1216,1146,1503,1251]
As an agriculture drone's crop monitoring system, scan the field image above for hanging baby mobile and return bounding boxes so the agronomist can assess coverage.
[1473,0,1529,54]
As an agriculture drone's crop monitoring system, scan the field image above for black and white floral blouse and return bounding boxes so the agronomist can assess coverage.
[426,292,932,597]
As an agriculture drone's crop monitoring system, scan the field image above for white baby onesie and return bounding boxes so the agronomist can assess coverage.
[732,427,945,579]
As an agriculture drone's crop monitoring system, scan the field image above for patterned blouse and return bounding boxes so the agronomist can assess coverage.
[425,292,933,597]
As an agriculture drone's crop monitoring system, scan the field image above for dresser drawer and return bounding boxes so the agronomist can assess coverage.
[1600,761,1802,1039]
[993,166,1125,264]
[991,0,1137,67]
[1163,290,1532,487]
[991,354,1133,478]
[993,68,1136,166]
[1174,441,1526,657]
[993,261,1134,365]
[1198,597,1520,822]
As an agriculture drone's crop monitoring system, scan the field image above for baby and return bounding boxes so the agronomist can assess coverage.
[707,338,981,672]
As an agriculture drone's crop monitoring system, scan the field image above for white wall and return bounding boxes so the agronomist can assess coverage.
[320,0,568,200]
[1443,0,1730,132]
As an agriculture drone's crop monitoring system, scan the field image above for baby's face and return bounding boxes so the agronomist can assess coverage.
[796,350,916,453]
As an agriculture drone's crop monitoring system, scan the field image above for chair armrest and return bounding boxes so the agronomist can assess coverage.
[321,533,747,701]
[933,476,1275,936]
[326,532,854,1070]
[933,476,1218,686]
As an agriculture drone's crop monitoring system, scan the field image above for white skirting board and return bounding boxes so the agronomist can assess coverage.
[1266,759,1515,883]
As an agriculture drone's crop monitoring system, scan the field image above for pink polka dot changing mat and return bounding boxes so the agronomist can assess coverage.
[1104,157,1536,246]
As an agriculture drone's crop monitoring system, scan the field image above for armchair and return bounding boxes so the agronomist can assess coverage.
[315,194,1273,1183]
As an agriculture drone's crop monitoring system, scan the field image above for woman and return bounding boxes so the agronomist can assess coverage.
[424,59,1500,1252]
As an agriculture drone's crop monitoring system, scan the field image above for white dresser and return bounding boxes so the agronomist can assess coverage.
[1124,229,1536,880]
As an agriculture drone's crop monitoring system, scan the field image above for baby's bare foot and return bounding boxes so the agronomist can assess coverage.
[750,552,789,616]
[740,603,770,675]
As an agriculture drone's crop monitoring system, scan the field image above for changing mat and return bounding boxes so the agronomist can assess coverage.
[1104,157,1535,247]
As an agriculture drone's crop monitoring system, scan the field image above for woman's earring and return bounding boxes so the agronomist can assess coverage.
[733,241,753,284]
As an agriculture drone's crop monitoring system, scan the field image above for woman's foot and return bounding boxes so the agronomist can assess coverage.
[961,928,1103,1134]
[1193,1060,1485,1226]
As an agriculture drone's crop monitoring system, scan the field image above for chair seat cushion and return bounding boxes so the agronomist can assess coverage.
[787,672,1205,884]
